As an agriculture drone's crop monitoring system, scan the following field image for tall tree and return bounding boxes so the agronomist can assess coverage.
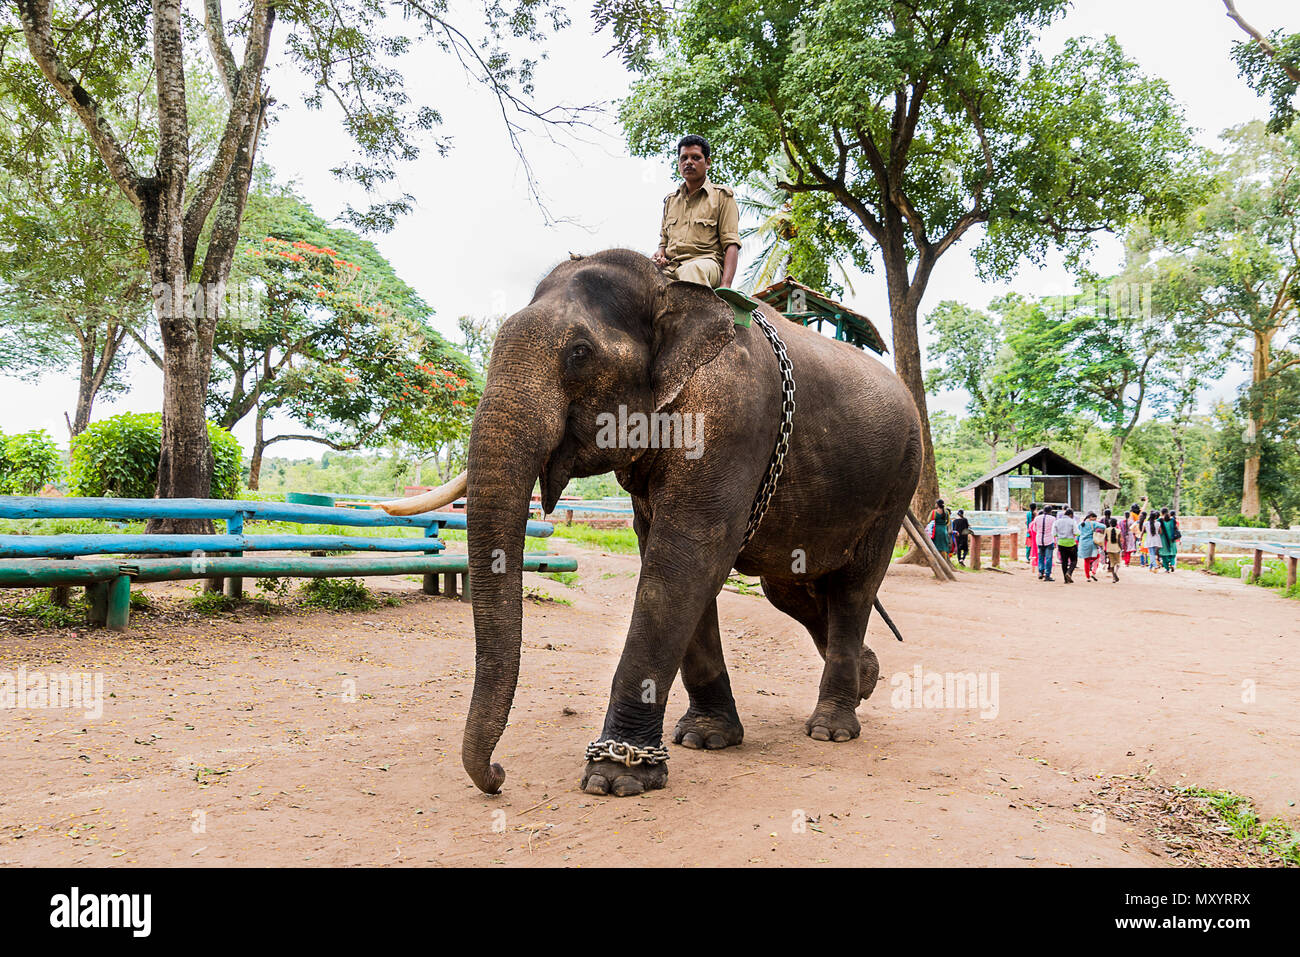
[924,300,1018,469]
[0,45,152,434]
[621,0,1206,551]
[5,0,593,526]
[1146,121,1300,517]
[191,188,476,488]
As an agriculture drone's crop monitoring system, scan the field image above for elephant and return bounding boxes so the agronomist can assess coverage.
[387,248,922,798]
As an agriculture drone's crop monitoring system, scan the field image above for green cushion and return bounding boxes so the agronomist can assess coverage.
[713,286,763,327]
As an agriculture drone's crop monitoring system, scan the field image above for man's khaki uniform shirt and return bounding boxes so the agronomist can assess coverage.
[659,178,741,273]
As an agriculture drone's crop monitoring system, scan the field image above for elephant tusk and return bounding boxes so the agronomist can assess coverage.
[376,470,468,515]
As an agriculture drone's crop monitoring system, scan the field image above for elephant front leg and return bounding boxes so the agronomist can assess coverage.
[581,524,737,797]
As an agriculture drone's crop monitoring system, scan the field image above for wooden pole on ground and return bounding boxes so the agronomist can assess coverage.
[902,510,957,582]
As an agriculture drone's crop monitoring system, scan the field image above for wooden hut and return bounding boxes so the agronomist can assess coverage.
[956,446,1118,514]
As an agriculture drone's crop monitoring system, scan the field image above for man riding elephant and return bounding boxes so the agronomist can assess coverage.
[651,134,740,288]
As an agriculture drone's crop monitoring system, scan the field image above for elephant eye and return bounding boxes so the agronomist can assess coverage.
[567,342,592,365]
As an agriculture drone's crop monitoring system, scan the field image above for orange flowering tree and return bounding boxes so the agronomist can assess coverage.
[213,190,478,488]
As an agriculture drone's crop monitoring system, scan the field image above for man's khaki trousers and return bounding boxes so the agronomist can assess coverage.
[666,257,722,287]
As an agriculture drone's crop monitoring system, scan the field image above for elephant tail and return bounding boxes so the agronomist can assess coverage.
[873,598,903,642]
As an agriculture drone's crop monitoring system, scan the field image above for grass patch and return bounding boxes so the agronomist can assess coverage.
[189,590,239,615]
[298,577,380,611]
[1205,557,1300,600]
[523,585,571,605]
[1180,787,1300,866]
[4,591,88,627]
[541,571,579,587]
[0,518,144,536]
[725,574,761,596]
[549,523,639,554]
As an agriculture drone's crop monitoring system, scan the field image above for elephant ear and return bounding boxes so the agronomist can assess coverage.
[649,280,736,412]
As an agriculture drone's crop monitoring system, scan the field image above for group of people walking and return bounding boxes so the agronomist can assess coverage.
[1024,502,1181,583]
[924,500,1183,584]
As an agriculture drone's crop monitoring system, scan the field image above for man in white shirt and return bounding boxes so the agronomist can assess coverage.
[1053,508,1081,584]
[1034,507,1057,581]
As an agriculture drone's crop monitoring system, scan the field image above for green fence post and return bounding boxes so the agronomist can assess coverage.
[224,513,245,599]
[422,524,441,595]
[106,575,132,631]
[87,581,109,626]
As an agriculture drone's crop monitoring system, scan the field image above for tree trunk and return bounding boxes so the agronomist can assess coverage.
[1107,435,1125,509]
[1172,432,1187,514]
[884,249,938,565]
[1240,331,1269,518]
[247,408,266,490]
[67,320,128,437]
[69,332,98,438]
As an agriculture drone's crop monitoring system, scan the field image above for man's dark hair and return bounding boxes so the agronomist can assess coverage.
[677,134,711,159]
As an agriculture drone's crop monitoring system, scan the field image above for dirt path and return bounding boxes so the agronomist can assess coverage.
[2,545,1296,867]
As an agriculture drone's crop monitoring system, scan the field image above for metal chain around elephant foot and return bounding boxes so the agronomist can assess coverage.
[740,310,796,550]
[584,739,671,767]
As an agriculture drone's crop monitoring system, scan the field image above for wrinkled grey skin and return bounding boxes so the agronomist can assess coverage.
[463,249,922,797]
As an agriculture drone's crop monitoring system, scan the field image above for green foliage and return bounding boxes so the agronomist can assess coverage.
[549,523,640,554]
[621,1,1205,278]
[522,585,571,605]
[69,413,242,500]
[0,429,65,494]
[1231,28,1300,134]
[253,577,294,602]
[1202,402,1299,526]
[3,591,87,628]
[299,577,380,611]
[541,571,580,587]
[1206,557,1300,600]
[189,590,239,615]
[1181,787,1300,864]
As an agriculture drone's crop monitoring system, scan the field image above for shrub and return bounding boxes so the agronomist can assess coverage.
[0,429,65,494]
[1216,513,1273,529]
[69,413,242,499]
[299,577,379,611]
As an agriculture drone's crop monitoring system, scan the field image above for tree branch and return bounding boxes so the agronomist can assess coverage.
[184,0,275,257]
[14,0,142,207]
[203,0,240,101]
[1224,0,1300,83]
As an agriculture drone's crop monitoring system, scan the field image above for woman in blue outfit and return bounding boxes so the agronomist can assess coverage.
[1077,511,1102,581]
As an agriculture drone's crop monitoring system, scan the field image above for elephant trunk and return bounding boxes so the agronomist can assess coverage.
[461,389,552,794]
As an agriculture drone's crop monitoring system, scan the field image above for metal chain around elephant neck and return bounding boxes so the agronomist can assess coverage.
[741,311,796,549]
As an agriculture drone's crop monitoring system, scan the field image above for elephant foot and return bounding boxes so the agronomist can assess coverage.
[672,708,744,750]
[581,758,668,797]
[859,647,880,701]
[805,704,861,743]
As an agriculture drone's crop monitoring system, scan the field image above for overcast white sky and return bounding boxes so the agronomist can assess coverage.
[1,0,1293,457]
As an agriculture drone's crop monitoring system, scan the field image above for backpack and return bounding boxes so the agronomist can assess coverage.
[1092,526,1106,548]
